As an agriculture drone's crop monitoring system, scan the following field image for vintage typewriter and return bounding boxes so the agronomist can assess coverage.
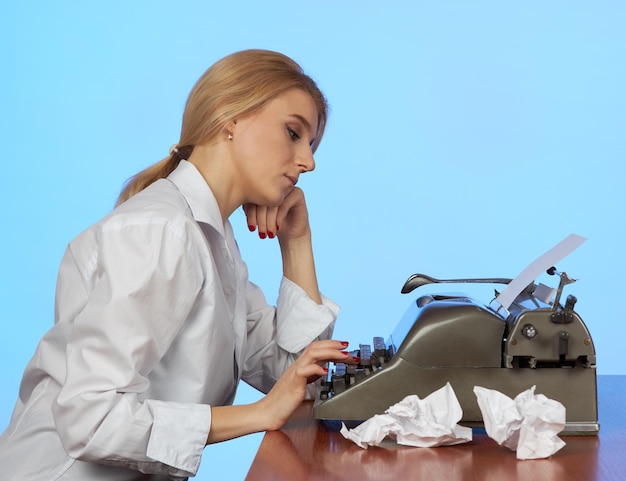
[314,267,598,435]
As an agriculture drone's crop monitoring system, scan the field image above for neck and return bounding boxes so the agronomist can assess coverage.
[187,143,241,222]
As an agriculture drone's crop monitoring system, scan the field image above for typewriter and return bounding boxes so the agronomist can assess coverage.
[314,268,598,435]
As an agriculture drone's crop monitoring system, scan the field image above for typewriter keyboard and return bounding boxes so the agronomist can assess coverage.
[319,336,394,400]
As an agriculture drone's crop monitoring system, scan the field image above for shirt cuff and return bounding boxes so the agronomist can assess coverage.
[276,276,340,353]
[146,401,212,477]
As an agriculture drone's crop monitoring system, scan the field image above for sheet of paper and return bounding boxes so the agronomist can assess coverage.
[490,233,586,315]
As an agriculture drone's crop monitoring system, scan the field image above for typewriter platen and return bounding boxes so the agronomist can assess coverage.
[313,269,598,435]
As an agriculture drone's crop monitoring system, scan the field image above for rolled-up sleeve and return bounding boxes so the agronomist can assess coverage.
[242,276,339,394]
[276,276,339,353]
[146,401,212,475]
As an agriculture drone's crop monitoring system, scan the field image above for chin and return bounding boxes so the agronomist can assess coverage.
[270,191,289,206]
[253,188,288,207]
[255,196,283,208]
[270,197,285,207]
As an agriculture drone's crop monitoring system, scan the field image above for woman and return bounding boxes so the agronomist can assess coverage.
[0,49,356,480]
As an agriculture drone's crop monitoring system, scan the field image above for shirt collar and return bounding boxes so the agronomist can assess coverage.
[167,160,226,237]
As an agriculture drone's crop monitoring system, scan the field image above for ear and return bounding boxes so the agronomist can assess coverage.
[223,119,238,140]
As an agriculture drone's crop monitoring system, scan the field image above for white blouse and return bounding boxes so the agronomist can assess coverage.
[0,160,338,480]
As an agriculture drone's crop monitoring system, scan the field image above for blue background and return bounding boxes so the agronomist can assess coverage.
[1,2,624,479]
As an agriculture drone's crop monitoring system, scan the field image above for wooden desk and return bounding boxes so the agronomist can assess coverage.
[246,376,625,481]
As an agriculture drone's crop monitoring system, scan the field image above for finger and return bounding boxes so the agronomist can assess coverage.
[264,206,279,238]
[244,204,257,232]
[299,345,358,365]
[254,205,268,239]
[295,363,328,381]
[300,340,354,362]
[307,339,352,351]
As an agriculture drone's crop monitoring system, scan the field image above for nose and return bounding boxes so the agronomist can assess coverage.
[298,146,316,173]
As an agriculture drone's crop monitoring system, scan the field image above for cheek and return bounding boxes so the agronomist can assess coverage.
[234,133,263,166]
[241,129,275,158]
[254,139,287,167]
[236,124,289,172]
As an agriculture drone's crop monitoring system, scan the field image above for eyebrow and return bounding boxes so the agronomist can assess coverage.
[289,114,317,146]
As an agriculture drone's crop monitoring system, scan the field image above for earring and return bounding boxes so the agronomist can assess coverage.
[228,132,233,141]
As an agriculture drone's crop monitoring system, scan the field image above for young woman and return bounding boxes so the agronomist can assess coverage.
[0,49,356,480]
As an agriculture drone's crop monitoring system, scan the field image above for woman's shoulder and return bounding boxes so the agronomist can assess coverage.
[116,178,189,216]
[65,179,207,287]
[91,179,200,243]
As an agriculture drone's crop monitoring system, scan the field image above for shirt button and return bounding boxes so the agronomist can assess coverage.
[224,287,233,295]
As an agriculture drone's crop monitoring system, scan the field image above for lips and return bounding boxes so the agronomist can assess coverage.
[286,175,298,187]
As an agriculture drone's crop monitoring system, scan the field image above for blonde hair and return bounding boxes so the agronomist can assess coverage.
[116,49,328,206]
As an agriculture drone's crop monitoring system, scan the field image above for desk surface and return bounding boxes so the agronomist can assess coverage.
[246,375,625,481]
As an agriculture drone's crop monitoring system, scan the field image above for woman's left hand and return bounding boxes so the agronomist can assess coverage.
[244,187,310,240]
[245,186,321,303]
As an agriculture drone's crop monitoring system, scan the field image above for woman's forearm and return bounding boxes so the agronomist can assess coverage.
[207,402,270,444]
[278,232,322,304]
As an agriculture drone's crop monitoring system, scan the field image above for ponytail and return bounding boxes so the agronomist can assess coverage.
[115,145,194,206]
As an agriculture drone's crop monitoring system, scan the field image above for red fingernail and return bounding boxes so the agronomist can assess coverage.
[248,225,256,232]
[323,368,329,373]
[353,357,361,364]
[276,225,280,231]
[340,341,349,347]
[259,232,266,239]
[268,232,275,239]
[341,351,350,356]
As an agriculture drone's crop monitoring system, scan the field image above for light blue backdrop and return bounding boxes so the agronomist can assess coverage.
[1,2,624,479]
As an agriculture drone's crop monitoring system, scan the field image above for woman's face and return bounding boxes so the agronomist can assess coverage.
[230,88,319,207]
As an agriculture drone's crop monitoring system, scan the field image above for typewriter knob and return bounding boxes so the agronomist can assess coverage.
[522,324,538,339]
[564,295,577,310]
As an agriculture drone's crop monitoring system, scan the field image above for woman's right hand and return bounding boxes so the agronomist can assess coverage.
[256,340,359,431]
[206,341,358,444]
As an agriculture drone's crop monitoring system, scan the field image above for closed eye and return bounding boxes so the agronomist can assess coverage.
[287,126,301,141]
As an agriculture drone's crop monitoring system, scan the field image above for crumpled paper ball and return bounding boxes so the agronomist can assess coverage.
[340,382,472,449]
[473,385,566,459]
